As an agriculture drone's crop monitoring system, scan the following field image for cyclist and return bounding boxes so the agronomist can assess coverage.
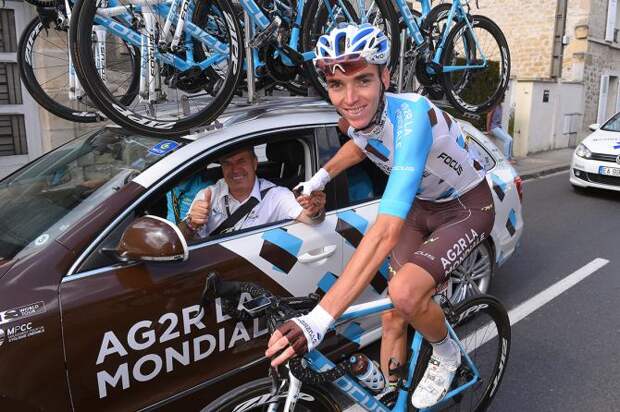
[265,23,495,408]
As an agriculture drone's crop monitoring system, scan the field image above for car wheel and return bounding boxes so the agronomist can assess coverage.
[449,241,494,304]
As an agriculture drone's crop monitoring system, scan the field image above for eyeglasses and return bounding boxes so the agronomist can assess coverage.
[314,53,369,76]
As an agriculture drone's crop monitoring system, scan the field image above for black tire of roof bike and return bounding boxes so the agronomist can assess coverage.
[69,0,141,112]
[440,15,510,114]
[203,377,343,411]
[301,0,400,100]
[409,294,511,411]
[73,0,243,137]
[17,15,101,122]
[22,0,59,7]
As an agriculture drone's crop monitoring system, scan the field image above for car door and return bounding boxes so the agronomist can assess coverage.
[57,129,344,411]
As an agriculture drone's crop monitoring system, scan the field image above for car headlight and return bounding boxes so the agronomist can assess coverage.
[575,144,592,158]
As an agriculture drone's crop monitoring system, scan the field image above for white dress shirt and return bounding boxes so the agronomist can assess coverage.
[189,177,303,237]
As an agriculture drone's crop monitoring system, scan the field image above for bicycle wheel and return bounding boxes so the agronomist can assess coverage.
[17,15,103,122]
[23,0,58,6]
[301,0,400,99]
[440,15,510,114]
[411,295,511,411]
[202,377,343,411]
[74,0,243,137]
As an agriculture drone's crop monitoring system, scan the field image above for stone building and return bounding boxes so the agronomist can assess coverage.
[478,0,620,155]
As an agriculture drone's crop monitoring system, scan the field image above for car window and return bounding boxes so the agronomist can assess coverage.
[0,128,183,260]
[465,133,496,171]
[334,128,388,208]
[77,132,315,273]
[602,112,620,132]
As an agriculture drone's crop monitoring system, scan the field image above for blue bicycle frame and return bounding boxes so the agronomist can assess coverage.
[299,297,481,412]
[393,0,489,75]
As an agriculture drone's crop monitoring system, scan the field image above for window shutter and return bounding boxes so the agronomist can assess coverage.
[606,0,618,42]
[597,75,610,123]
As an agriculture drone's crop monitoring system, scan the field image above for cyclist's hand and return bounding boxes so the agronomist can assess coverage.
[265,305,334,367]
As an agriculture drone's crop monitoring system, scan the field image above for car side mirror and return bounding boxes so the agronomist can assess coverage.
[588,123,599,131]
[113,215,189,263]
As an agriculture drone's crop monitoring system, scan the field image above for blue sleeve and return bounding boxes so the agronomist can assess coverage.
[379,99,433,219]
[166,190,177,223]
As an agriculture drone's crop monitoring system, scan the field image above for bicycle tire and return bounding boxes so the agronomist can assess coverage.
[410,294,511,411]
[74,0,244,137]
[202,377,343,411]
[17,15,102,123]
[23,0,59,7]
[301,0,400,99]
[440,15,510,114]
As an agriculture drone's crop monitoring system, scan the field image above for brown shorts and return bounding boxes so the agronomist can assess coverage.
[390,181,495,285]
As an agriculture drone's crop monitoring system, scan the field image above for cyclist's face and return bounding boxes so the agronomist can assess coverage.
[220,149,258,197]
[326,65,389,130]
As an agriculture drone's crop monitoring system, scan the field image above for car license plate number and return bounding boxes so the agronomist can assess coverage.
[599,166,620,177]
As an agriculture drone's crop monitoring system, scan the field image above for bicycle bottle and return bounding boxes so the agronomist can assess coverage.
[349,353,386,392]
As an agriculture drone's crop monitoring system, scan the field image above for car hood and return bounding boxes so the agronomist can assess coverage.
[583,129,620,154]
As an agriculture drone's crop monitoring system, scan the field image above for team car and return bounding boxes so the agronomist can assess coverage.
[570,111,620,192]
[0,98,522,411]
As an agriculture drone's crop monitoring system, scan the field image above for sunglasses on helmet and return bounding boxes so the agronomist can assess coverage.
[314,53,369,76]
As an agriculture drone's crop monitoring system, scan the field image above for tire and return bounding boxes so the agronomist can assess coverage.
[449,241,494,304]
[410,295,511,411]
[74,0,243,137]
[202,377,343,411]
[301,0,400,99]
[22,0,58,6]
[440,15,510,114]
[17,15,102,122]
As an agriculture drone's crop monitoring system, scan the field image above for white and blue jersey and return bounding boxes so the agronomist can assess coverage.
[347,93,486,219]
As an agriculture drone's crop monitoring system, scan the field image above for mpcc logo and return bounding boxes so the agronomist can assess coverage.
[0,328,5,347]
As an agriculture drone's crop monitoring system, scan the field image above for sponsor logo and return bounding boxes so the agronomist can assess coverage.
[111,103,177,129]
[414,251,435,261]
[438,152,463,176]
[96,295,268,399]
[392,165,416,172]
[395,103,413,150]
[25,23,43,66]
[225,392,315,412]
[0,301,46,325]
[489,336,509,397]
[455,303,489,325]
[423,236,439,245]
[440,229,484,275]
[2,322,45,344]
[332,375,391,412]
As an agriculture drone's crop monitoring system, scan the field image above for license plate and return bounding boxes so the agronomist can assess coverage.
[599,166,620,177]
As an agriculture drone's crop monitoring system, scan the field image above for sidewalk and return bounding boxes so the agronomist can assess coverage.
[512,147,574,180]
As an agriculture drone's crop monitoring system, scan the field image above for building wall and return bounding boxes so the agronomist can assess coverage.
[478,0,558,79]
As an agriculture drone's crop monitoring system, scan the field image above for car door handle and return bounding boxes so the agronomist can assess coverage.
[297,245,337,263]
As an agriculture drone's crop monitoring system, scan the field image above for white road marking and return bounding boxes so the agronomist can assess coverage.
[344,258,609,411]
[463,257,609,351]
[522,169,569,182]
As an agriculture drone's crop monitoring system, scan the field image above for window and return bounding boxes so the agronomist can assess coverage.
[0,114,27,156]
[0,62,22,105]
[465,134,496,171]
[334,128,388,208]
[0,9,17,53]
[606,0,619,42]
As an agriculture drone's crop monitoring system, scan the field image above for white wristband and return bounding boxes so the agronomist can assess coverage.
[308,168,331,191]
[292,304,335,352]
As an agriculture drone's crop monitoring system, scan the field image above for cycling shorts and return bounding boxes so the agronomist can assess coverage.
[390,181,495,285]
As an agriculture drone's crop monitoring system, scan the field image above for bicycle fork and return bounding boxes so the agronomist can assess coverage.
[66,0,84,101]
[140,10,165,108]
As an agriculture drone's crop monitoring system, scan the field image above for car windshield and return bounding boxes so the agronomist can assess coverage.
[601,113,620,132]
[0,128,183,260]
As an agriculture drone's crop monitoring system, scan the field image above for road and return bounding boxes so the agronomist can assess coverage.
[346,171,620,411]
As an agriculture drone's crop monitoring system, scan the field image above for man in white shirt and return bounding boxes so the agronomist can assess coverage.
[179,146,325,239]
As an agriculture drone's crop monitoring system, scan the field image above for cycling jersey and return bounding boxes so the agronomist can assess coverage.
[347,93,486,219]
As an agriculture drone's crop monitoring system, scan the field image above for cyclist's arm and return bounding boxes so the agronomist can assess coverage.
[322,139,366,178]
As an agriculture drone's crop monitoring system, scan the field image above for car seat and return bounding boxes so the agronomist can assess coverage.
[264,140,305,189]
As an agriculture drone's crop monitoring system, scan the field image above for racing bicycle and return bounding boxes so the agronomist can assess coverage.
[202,274,511,411]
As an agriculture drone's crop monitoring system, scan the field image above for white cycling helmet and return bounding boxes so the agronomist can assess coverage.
[314,23,390,75]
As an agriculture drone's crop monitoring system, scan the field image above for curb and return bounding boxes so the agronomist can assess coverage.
[519,165,571,181]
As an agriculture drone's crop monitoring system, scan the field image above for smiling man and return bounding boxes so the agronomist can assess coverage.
[265,23,496,409]
[179,147,325,239]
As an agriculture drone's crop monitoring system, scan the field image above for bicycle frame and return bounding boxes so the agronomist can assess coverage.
[286,297,482,412]
[394,0,489,74]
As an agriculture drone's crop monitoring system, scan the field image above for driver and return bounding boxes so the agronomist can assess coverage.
[265,23,495,408]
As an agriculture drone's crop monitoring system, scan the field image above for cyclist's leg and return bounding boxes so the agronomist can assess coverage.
[382,208,428,381]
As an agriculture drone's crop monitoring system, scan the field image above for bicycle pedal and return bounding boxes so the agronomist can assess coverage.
[250,16,282,49]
